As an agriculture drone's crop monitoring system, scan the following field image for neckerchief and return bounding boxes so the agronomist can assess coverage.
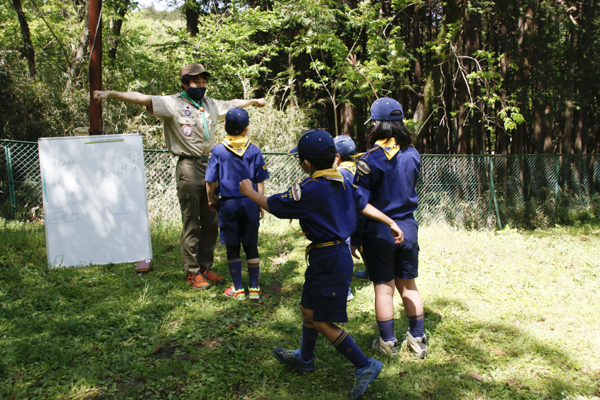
[180,91,210,141]
[337,161,356,175]
[311,168,345,188]
[222,135,251,157]
[375,138,400,160]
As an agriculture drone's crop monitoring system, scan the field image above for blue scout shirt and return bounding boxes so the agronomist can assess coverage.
[337,161,356,184]
[354,139,420,219]
[205,136,269,198]
[267,168,369,244]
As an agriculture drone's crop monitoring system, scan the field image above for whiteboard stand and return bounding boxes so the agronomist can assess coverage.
[39,134,153,268]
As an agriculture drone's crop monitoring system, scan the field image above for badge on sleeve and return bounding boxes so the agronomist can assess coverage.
[357,160,371,174]
[290,183,301,201]
[182,125,193,137]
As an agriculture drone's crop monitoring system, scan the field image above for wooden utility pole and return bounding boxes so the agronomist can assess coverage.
[89,0,102,135]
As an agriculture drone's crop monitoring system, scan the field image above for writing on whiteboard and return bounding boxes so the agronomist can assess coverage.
[47,210,84,224]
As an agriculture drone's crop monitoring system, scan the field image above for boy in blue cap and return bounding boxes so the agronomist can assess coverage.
[240,129,404,399]
[333,135,364,300]
[206,107,269,300]
[352,97,427,358]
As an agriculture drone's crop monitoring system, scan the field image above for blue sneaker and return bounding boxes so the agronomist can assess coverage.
[273,348,314,373]
[355,270,369,280]
[348,358,382,399]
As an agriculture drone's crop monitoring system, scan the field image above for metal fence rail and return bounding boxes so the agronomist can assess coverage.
[1,140,598,229]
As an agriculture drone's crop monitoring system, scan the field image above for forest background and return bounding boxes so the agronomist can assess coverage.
[1,0,599,155]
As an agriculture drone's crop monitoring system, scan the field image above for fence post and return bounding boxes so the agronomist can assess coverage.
[554,155,560,225]
[4,142,17,217]
[489,156,502,230]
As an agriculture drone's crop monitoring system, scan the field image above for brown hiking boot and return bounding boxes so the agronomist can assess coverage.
[202,269,224,283]
[187,273,210,290]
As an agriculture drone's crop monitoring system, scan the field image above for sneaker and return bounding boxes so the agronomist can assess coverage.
[273,348,314,373]
[224,286,246,300]
[187,273,210,290]
[402,331,428,359]
[248,286,261,300]
[354,270,369,280]
[371,337,398,357]
[348,358,382,399]
[202,269,224,283]
[347,288,354,302]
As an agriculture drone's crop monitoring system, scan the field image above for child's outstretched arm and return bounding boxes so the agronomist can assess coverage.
[240,179,270,213]
[360,204,404,244]
[256,181,266,219]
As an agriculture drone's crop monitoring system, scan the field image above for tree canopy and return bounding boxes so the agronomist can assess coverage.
[2,0,599,154]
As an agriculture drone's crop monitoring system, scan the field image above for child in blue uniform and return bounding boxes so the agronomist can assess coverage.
[333,135,361,301]
[352,98,428,358]
[206,107,269,300]
[240,129,404,399]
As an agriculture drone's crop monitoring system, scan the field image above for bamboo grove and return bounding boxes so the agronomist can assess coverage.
[2,0,599,155]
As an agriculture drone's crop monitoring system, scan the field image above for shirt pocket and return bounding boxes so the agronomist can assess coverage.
[178,116,197,126]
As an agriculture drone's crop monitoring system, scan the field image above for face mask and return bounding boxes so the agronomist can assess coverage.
[187,86,206,102]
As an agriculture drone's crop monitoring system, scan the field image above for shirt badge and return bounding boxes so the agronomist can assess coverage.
[184,110,191,116]
[357,160,371,175]
[291,183,301,201]
[182,125,193,137]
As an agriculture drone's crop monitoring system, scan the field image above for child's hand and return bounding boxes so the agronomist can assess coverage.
[239,179,255,196]
[391,223,404,244]
[208,200,219,213]
[351,245,362,260]
[260,208,265,220]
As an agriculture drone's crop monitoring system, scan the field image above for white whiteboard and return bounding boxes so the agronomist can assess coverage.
[39,134,152,267]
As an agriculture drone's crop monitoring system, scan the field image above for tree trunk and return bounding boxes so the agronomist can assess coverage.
[339,102,355,138]
[186,1,199,37]
[68,8,90,82]
[11,0,36,77]
[108,4,128,60]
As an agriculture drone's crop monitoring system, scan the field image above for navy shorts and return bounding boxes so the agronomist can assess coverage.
[217,197,260,246]
[362,217,419,283]
[300,243,352,323]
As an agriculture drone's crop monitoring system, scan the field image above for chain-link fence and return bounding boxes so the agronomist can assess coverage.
[2,140,599,229]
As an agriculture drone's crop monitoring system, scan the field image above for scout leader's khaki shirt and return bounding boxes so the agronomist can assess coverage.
[151,94,232,157]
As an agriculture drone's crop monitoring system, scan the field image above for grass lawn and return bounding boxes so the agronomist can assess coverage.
[1,216,599,399]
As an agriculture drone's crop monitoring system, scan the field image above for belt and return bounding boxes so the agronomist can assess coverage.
[305,240,343,262]
[179,155,208,163]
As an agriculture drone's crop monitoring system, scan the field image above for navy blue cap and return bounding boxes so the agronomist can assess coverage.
[334,135,356,157]
[370,97,404,121]
[288,129,335,159]
[225,107,249,130]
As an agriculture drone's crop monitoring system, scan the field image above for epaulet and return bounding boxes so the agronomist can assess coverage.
[300,178,317,187]
[361,145,380,160]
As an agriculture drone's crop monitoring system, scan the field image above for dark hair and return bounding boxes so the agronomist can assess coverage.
[181,73,209,85]
[366,111,414,150]
[225,124,247,136]
[299,147,337,171]
[339,154,354,162]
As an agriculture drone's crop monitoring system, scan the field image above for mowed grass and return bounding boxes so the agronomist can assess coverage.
[0,216,599,400]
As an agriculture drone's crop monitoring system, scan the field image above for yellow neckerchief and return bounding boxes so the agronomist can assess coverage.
[222,135,251,157]
[375,138,400,160]
[311,168,345,188]
[337,161,356,175]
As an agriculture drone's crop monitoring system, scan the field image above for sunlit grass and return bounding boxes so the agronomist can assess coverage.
[1,217,599,399]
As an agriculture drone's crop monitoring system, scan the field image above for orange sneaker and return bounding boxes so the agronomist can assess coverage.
[187,273,210,290]
[202,269,224,283]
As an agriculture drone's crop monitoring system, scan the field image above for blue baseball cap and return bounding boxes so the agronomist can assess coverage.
[370,97,404,121]
[334,135,356,157]
[288,129,335,159]
[225,107,249,130]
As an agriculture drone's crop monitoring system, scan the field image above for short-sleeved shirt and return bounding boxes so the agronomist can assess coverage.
[354,143,420,219]
[151,94,232,157]
[267,174,369,243]
[337,161,356,184]
[205,140,270,198]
